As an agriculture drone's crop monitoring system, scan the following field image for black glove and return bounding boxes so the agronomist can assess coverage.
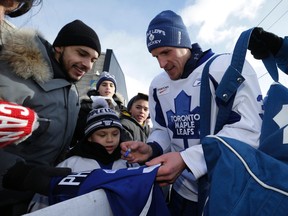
[3,162,71,195]
[248,27,283,59]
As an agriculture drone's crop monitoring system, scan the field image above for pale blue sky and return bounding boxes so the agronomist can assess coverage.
[8,0,288,99]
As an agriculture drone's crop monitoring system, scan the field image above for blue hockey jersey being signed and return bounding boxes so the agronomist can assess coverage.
[49,165,169,216]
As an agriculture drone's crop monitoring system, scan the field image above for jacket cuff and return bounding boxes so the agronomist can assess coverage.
[147,141,163,160]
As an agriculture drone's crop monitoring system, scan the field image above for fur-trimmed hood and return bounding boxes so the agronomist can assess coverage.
[0,28,53,83]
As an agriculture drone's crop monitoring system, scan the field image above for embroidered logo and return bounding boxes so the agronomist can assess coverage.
[146,28,165,48]
[193,78,201,87]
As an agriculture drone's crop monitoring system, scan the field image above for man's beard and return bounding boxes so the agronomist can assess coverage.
[59,51,77,82]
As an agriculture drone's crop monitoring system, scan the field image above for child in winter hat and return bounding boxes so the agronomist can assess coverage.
[28,103,138,212]
[146,10,191,52]
[96,71,117,93]
[66,104,128,166]
[53,19,101,55]
[72,72,121,146]
[84,106,122,139]
[93,71,118,110]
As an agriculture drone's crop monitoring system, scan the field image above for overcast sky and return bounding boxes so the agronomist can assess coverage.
[8,0,288,99]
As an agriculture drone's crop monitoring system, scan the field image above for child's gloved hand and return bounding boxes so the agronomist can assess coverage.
[3,161,72,195]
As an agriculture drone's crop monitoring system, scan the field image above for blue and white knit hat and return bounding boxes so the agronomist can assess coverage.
[146,10,191,52]
[84,107,122,138]
[96,71,117,93]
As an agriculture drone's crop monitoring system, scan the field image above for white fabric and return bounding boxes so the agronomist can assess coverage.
[147,54,263,201]
[24,189,113,216]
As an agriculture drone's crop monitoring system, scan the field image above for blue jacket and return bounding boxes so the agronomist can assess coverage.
[202,135,288,215]
[275,36,288,73]
[201,71,288,215]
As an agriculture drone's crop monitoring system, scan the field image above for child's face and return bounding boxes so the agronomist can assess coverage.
[88,127,120,154]
[97,81,115,97]
[130,99,149,125]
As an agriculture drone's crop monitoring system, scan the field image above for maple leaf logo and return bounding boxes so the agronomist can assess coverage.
[273,104,288,144]
[166,91,200,147]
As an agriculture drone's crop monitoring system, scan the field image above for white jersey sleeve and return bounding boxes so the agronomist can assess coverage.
[183,54,263,179]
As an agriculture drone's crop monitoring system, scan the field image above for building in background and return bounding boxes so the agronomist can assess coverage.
[76,49,129,105]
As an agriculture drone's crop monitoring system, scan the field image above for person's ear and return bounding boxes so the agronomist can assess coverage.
[54,46,63,53]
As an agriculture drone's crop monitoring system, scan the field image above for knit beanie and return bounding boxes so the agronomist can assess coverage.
[96,72,117,92]
[53,20,101,55]
[84,107,122,139]
[146,10,191,52]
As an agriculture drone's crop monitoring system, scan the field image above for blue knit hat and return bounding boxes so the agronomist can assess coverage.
[146,10,191,52]
[96,71,117,93]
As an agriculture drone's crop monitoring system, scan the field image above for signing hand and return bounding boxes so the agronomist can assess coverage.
[146,152,186,187]
[120,141,153,163]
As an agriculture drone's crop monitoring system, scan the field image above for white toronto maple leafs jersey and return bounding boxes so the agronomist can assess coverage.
[147,53,263,201]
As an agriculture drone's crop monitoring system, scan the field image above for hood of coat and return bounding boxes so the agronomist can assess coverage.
[0,28,53,83]
[114,92,125,105]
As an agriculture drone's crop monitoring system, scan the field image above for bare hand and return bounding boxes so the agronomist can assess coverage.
[146,152,186,187]
[120,141,152,163]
